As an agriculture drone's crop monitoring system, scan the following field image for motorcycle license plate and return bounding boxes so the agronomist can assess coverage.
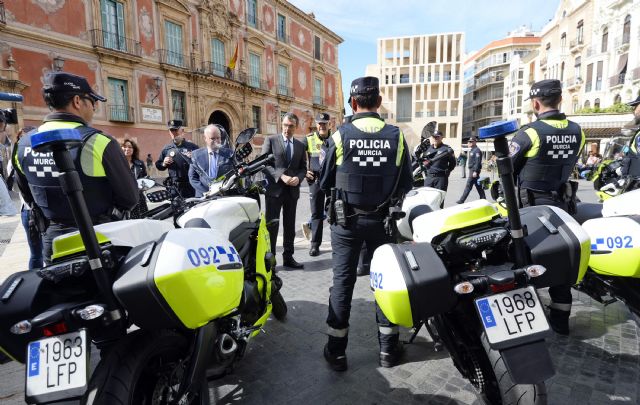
[475,287,550,348]
[25,330,89,401]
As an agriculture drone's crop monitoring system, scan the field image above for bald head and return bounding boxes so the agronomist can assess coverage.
[204,124,222,151]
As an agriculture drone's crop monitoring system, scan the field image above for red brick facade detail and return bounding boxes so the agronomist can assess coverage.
[323,42,336,66]
[265,45,275,89]
[262,4,275,34]
[325,74,336,108]
[138,75,164,105]
[229,0,244,19]
[6,0,87,37]
[291,58,311,101]
[290,21,312,53]
[137,0,156,58]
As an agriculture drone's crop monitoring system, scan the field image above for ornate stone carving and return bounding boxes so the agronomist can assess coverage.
[139,7,154,41]
[203,0,231,39]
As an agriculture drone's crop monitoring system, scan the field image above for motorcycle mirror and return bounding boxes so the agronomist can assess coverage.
[235,128,258,146]
[137,178,155,190]
[235,142,253,161]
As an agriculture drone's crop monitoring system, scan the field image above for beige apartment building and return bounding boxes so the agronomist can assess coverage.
[462,30,540,139]
[0,0,343,157]
[366,33,464,150]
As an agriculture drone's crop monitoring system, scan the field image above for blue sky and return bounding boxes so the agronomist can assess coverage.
[289,0,559,113]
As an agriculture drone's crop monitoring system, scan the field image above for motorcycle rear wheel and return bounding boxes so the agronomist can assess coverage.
[82,331,210,405]
[271,290,288,321]
[479,334,547,405]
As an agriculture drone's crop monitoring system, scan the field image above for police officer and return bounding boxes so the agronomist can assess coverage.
[456,136,486,203]
[155,119,198,198]
[422,130,456,192]
[509,79,585,335]
[620,95,640,176]
[302,112,331,256]
[320,76,413,371]
[13,72,139,264]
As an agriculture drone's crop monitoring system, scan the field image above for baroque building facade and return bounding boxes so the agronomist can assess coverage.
[0,0,343,156]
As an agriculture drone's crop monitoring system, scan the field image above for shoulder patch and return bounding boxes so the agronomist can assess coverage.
[509,141,521,156]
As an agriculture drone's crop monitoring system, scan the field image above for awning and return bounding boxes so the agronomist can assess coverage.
[617,53,629,75]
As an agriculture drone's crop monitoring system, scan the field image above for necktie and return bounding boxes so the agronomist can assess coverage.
[285,140,292,164]
[209,152,218,178]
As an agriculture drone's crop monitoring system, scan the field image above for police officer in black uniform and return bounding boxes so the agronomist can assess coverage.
[423,130,456,192]
[155,120,198,198]
[13,72,139,264]
[302,112,331,256]
[320,76,413,371]
[456,136,486,203]
[509,79,585,335]
[621,95,640,176]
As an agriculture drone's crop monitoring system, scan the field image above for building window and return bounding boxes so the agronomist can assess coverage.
[573,98,579,113]
[586,63,593,92]
[164,21,184,67]
[577,20,584,44]
[278,64,289,96]
[545,43,551,51]
[314,36,321,60]
[249,52,261,88]
[574,56,581,79]
[313,78,322,104]
[108,78,130,122]
[277,14,286,41]
[584,100,590,109]
[171,90,186,125]
[100,0,126,51]
[560,61,565,81]
[560,32,566,49]
[252,106,261,132]
[594,98,600,108]
[614,94,622,104]
[246,0,257,28]
[601,27,608,53]
[211,38,225,76]
[623,15,631,44]
[596,61,603,91]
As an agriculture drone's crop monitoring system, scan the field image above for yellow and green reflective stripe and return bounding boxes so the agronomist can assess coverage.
[396,130,405,167]
[81,134,109,177]
[332,131,343,165]
[524,128,540,158]
[539,119,569,129]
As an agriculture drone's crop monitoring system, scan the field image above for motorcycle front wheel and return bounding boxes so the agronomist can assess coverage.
[82,331,210,405]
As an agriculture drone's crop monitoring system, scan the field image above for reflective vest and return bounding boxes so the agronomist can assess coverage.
[519,118,584,192]
[15,121,114,225]
[334,121,403,207]
[306,132,326,172]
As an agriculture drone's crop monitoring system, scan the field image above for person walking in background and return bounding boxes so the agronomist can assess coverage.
[188,124,233,197]
[262,113,307,269]
[457,151,468,178]
[456,137,486,203]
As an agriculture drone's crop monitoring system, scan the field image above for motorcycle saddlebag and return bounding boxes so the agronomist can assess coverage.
[370,243,457,328]
[520,205,590,288]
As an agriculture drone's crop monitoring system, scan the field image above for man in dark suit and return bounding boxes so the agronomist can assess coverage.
[262,112,307,269]
[188,124,234,197]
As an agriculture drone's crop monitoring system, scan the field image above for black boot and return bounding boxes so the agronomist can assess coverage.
[549,308,570,335]
[379,341,404,368]
[323,344,347,371]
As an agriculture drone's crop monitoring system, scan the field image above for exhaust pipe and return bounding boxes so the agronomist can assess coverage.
[217,333,238,357]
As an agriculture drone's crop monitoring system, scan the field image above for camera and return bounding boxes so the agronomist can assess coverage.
[0,108,18,125]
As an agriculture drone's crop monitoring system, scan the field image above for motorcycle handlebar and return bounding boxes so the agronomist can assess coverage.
[238,153,274,177]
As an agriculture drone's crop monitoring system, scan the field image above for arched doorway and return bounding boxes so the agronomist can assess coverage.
[208,110,231,142]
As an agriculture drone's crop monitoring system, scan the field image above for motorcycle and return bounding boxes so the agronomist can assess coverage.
[371,120,591,404]
[0,127,283,404]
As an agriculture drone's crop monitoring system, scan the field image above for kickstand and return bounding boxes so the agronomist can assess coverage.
[424,318,443,352]
[405,321,424,344]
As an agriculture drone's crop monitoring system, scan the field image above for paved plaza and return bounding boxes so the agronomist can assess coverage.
[1,167,638,404]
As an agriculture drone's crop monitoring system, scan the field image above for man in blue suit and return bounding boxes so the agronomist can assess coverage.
[188,124,233,197]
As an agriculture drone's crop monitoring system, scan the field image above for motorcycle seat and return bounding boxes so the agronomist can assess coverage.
[573,202,603,225]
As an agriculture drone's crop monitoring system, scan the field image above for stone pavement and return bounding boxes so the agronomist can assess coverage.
[1,168,639,404]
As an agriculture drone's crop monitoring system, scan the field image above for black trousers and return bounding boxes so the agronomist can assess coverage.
[520,190,573,309]
[458,173,486,202]
[42,223,76,265]
[327,215,397,353]
[266,193,298,258]
[175,180,195,198]
[308,180,326,246]
[424,175,449,192]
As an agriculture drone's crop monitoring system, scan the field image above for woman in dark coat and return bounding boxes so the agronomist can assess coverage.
[121,138,148,218]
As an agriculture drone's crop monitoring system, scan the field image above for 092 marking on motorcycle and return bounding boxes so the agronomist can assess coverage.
[186,245,241,268]
[475,286,550,346]
[591,236,633,251]
[370,271,383,289]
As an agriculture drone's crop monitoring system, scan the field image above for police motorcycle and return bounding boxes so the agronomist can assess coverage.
[0,128,281,404]
[371,120,591,405]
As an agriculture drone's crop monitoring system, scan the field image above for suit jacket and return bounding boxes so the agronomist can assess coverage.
[188,147,233,197]
[261,134,307,199]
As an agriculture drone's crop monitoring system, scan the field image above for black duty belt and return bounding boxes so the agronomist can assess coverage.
[351,204,386,217]
[427,172,446,177]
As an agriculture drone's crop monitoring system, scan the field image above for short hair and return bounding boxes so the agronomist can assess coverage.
[352,93,379,109]
[282,112,299,126]
[121,138,140,161]
[536,94,562,108]
[203,124,221,138]
[43,91,78,110]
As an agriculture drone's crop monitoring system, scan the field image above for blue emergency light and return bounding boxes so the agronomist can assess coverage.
[478,120,519,139]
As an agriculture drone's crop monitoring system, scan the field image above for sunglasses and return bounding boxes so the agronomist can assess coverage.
[80,96,96,109]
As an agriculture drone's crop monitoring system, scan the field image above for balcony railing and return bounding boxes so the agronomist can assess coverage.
[201,61,227,78]
[158,49,188,68]
[609,73,626,88]
[0,1,6,26]
[614,34,631,49]
[277,33,290,43]
[247,76,269,91]
[396,116,411,122]
[108,105,134,123]
[569,38,584,53]
[540,57,548,69]
[246,17,262,30]
[277,85,293,97]
[313,96,325,106]
[90,29,142,57]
